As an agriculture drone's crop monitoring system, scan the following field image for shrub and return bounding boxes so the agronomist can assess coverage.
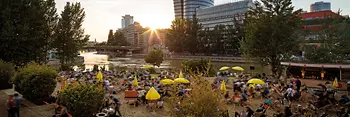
[58,83,105,117]
[181,59,216,77]
[0,60,15,89]
[167,75,226,117]
[13,63,57,101]
[144,49,164,67]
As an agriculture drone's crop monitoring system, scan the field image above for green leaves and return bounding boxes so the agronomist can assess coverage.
[0,60,15,82]
[58,83,104,117]
[144,49,164,67]
[13,63,57,101]
[241,0,302,76]
[53,2,89,70]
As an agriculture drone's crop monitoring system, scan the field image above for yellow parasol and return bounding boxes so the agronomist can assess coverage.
[220,81,226,91]
[143,65,153,69]
[160,79,175,85]
[174,78,190,83]
[96,71,103,82]
[219,66,230,71]
[132,76,138,87]
[179,71,184,78]
[332,78,339,88]
[247,78,265,85]
[232,66,244,71]
[146,87,161,100]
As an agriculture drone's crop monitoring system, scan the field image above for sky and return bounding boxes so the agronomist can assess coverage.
[55,0,350,42]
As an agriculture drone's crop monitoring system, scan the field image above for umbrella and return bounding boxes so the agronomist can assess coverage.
[333,78,339,88]
[143,65,153,69]
[220,81,226,91]
[96,71,103,82]
[160,79,175,85]
[146,87,161,100]
[174,78,190,83]
[247,78,265,85]
[132,76,138,87]
[219,66,230,71]
[232,66,244,71]
[179,71,184,78]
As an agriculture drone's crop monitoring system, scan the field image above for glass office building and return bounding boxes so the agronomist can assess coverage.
[173,0,214,19]
[310,1,331,12]
[122,15,134,29]
[197,0,253,28]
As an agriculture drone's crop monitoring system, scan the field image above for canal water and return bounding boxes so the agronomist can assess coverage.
[80,52,270,74]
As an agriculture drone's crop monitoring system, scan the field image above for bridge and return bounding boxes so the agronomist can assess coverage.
[82,45,144,57]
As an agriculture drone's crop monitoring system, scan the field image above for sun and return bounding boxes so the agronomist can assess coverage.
[150,27,157,31]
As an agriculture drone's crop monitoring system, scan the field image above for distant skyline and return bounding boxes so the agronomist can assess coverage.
[55,0,350,42]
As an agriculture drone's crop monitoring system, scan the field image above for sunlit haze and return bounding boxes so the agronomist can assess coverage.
[55,0,350,42]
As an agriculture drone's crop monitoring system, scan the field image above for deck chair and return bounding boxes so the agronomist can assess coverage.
[124,90,138,107]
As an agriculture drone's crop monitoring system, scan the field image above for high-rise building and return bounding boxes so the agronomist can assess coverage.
[121,15,134,29]
[310,1,331,12]
[173,0,214,19]
[122,22,143,47]
[197,0,253,28]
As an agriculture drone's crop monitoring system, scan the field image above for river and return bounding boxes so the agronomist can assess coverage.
[80,52,269,73]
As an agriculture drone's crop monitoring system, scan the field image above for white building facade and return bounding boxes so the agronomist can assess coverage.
[197,0,253,29]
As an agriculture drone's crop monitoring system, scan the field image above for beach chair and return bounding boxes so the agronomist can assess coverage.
[124,90,138,107]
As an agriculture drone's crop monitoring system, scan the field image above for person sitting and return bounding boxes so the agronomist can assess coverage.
[156,99,164,109]
[339,95,350,105]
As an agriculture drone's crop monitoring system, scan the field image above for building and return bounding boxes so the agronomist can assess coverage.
[122,22,144,47]
[310,1,331,12]
[197,0,253,28]
[121,15,134,29]
[173,0,214,19]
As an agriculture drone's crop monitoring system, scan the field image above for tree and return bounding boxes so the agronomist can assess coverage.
[107,29,115,44]
[0,0,58,65]
[13,63,57,101]
[144,49,164,67]
[240,0,302,76]
[166,19,186,53]
[58,83,104,117]
[181,59,216,77]
[113,30,129,46]
[0,60,15,89]
[184,15,202,54]
[167,75,226,117]
[303,17,350,63]
[53,2,89,70]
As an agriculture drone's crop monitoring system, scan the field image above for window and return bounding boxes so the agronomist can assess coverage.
[306,17,312,20]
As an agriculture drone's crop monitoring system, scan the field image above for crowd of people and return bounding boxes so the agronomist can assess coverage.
[7,69,350,117]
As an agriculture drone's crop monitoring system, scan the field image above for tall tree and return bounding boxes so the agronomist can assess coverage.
[240,0,302,76]
[107,29,115,45]
[113,30,129,46]
[166,19,186,53]
[185,15,202,54]
[53,2,89,70]
[0,0,58,65]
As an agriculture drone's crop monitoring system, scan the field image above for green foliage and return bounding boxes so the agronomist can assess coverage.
[53,2,89,69]
[302,17,350,63]
[144,49,164,67]
[181,59,216,77]
[58,83,105,117]
[13,63,57,101]
[0,60,15,82]
[107,29,129,46]
[241,0,302,76]
[0,0,58,65]
[167,75,226,117]
[166,15,242,55]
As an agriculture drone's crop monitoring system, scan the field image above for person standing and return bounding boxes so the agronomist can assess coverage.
[5,95,16,117]
[14,93,23,117]
[110,96,122,117]
[296,78,301,92]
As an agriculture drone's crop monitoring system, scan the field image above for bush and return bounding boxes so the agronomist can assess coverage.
[181,59,216,77]
[167,75,226,117]
[0,60,15,89]
[144,49,164,67]
[58,83,105,117]
[13,63,57,101]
